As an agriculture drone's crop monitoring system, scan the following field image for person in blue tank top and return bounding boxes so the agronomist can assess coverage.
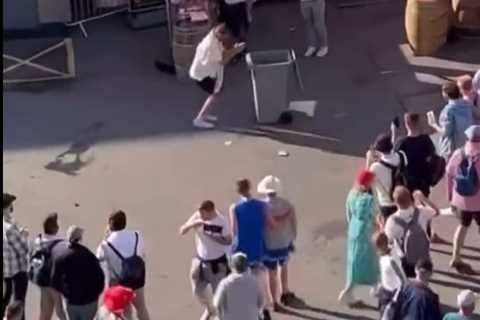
[229,179,290,320]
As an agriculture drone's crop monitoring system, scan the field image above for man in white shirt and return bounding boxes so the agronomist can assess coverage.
[96,210,150,320]
[385,187,439,277]
[189,24,245,129]
[366,133,406,223]
[214,253,264,320]
[180,200,232,320]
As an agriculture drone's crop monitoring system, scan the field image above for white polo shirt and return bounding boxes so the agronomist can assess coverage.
[189,30,224,93]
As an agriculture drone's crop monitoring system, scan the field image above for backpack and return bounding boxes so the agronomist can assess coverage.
[106,232,145,290]
[380,151,408,200]
[393,209,430,266]
[28,236,62,287]
[428,154,446,187]
[455,149,480,197]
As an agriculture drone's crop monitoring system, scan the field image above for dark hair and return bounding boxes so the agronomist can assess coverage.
[109,210,127,231]
[373,133,393,154]
[373,232,389,251]
[199,200,215,212]
[415,258,433,272]
[3,193,16,209]
[236,179,251,194]
[43,213,59,235]
[5,301,23,319]
[442,82,461,100]
[404,113,420,126]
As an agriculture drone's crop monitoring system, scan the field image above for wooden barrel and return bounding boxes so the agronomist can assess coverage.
[172,21,211,79]
[452,0,480,34]
[405,0,453,56]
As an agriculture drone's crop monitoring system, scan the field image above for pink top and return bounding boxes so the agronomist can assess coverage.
[446,142,480,211]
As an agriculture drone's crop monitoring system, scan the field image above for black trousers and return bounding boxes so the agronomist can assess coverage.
[2,272,28,320]
[219,0,249,41]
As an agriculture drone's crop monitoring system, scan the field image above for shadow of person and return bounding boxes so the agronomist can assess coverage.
[278,295,377,320]
[44,142,94,176]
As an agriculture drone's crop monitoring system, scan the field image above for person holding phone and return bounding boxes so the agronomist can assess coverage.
[180,200,232,320]
[190,23,246,129]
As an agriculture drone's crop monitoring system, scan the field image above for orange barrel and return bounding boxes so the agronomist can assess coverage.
[405,0,453,56]
[452,0,480,34]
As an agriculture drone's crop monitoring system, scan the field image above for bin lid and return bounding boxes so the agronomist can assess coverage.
[246,50,293,68]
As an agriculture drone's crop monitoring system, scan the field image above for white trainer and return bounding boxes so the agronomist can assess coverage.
[316,47,329,57]
[304,46,317,57]
[205,115,218,122]
[193,118,214,129]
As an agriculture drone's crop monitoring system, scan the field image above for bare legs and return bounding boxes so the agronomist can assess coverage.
[195,94,218,121]
[451,225,468,266]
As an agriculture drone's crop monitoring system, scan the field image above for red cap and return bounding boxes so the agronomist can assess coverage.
[103,286,135,315]
[356,169,375,187]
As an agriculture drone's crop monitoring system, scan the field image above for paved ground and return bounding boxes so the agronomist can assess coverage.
[3,0,480,319]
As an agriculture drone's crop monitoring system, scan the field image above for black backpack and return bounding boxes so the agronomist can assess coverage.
[28,236,62,287]
[107,232,145,290]
[380,151,408,200]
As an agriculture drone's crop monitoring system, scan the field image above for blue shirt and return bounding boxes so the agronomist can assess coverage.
[439,99,474,158]
[396,281,441,320]
[234,198,266,263]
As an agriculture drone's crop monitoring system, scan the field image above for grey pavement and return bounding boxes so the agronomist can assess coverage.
[3,0,480,319]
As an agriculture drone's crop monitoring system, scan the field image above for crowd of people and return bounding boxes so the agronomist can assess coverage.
[3,71,479,319]
[337,71,480,319]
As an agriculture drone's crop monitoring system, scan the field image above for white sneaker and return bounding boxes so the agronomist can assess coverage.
[193,118,214,129]
[205,115,218,122]
[304,46,317,57]
[316,47,328,57]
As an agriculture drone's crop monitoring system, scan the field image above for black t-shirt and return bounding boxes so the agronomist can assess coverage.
[395,135,436,193]
[50,241,105,305]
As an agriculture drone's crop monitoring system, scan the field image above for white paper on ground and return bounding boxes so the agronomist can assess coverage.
[289,100,317,117]
[440,207,455,216]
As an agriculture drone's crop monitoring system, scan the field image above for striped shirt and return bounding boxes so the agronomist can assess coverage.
[3,218,29,278]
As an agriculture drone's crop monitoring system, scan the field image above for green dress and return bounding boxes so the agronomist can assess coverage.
[345,189,379,286]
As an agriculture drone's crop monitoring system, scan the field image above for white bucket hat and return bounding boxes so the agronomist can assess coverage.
[465,125,480,142]
[257,175,282,195]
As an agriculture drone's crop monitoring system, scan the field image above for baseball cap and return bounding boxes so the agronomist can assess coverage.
[465,125,480,142]
[458,290,477,307]
[3,193,17,209]
[103,286,135,315]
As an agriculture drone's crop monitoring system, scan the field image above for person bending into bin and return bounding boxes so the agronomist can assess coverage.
[190,23,246,129]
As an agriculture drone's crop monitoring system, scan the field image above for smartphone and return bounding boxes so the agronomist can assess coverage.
[392,116,400,128]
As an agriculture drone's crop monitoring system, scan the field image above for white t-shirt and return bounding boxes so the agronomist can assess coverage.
[188,211,230,260]
[379,254,406,291]
[369,152,402,206]
[97,230,146,284]
[384,206,436,257]
[189,30,224,93]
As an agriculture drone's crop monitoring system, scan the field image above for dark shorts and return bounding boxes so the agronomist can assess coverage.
[263,246,291,270]
[196,77,216,95]
[459,210,480,228]
[380,205,397,221]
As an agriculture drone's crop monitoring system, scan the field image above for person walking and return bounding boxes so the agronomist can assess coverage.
[446,125,480,272]
[373,232,406,315]
[96,210,150,320]
[257,176,297,309]
[189,23,246,129]
[384,187,439,278]
[338,170,380,308]
[300,0,328,57]
[428,81,474,159]
[50,226,105,320]
[229,179,285,320]
[366,133,406,224]
[213,253,264,320]
[392,259,441,320]
[32,213,67,320]
[2,193,29,320]
[395,113,437,197]
[443,290,478,320]
[180,200,232,320]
